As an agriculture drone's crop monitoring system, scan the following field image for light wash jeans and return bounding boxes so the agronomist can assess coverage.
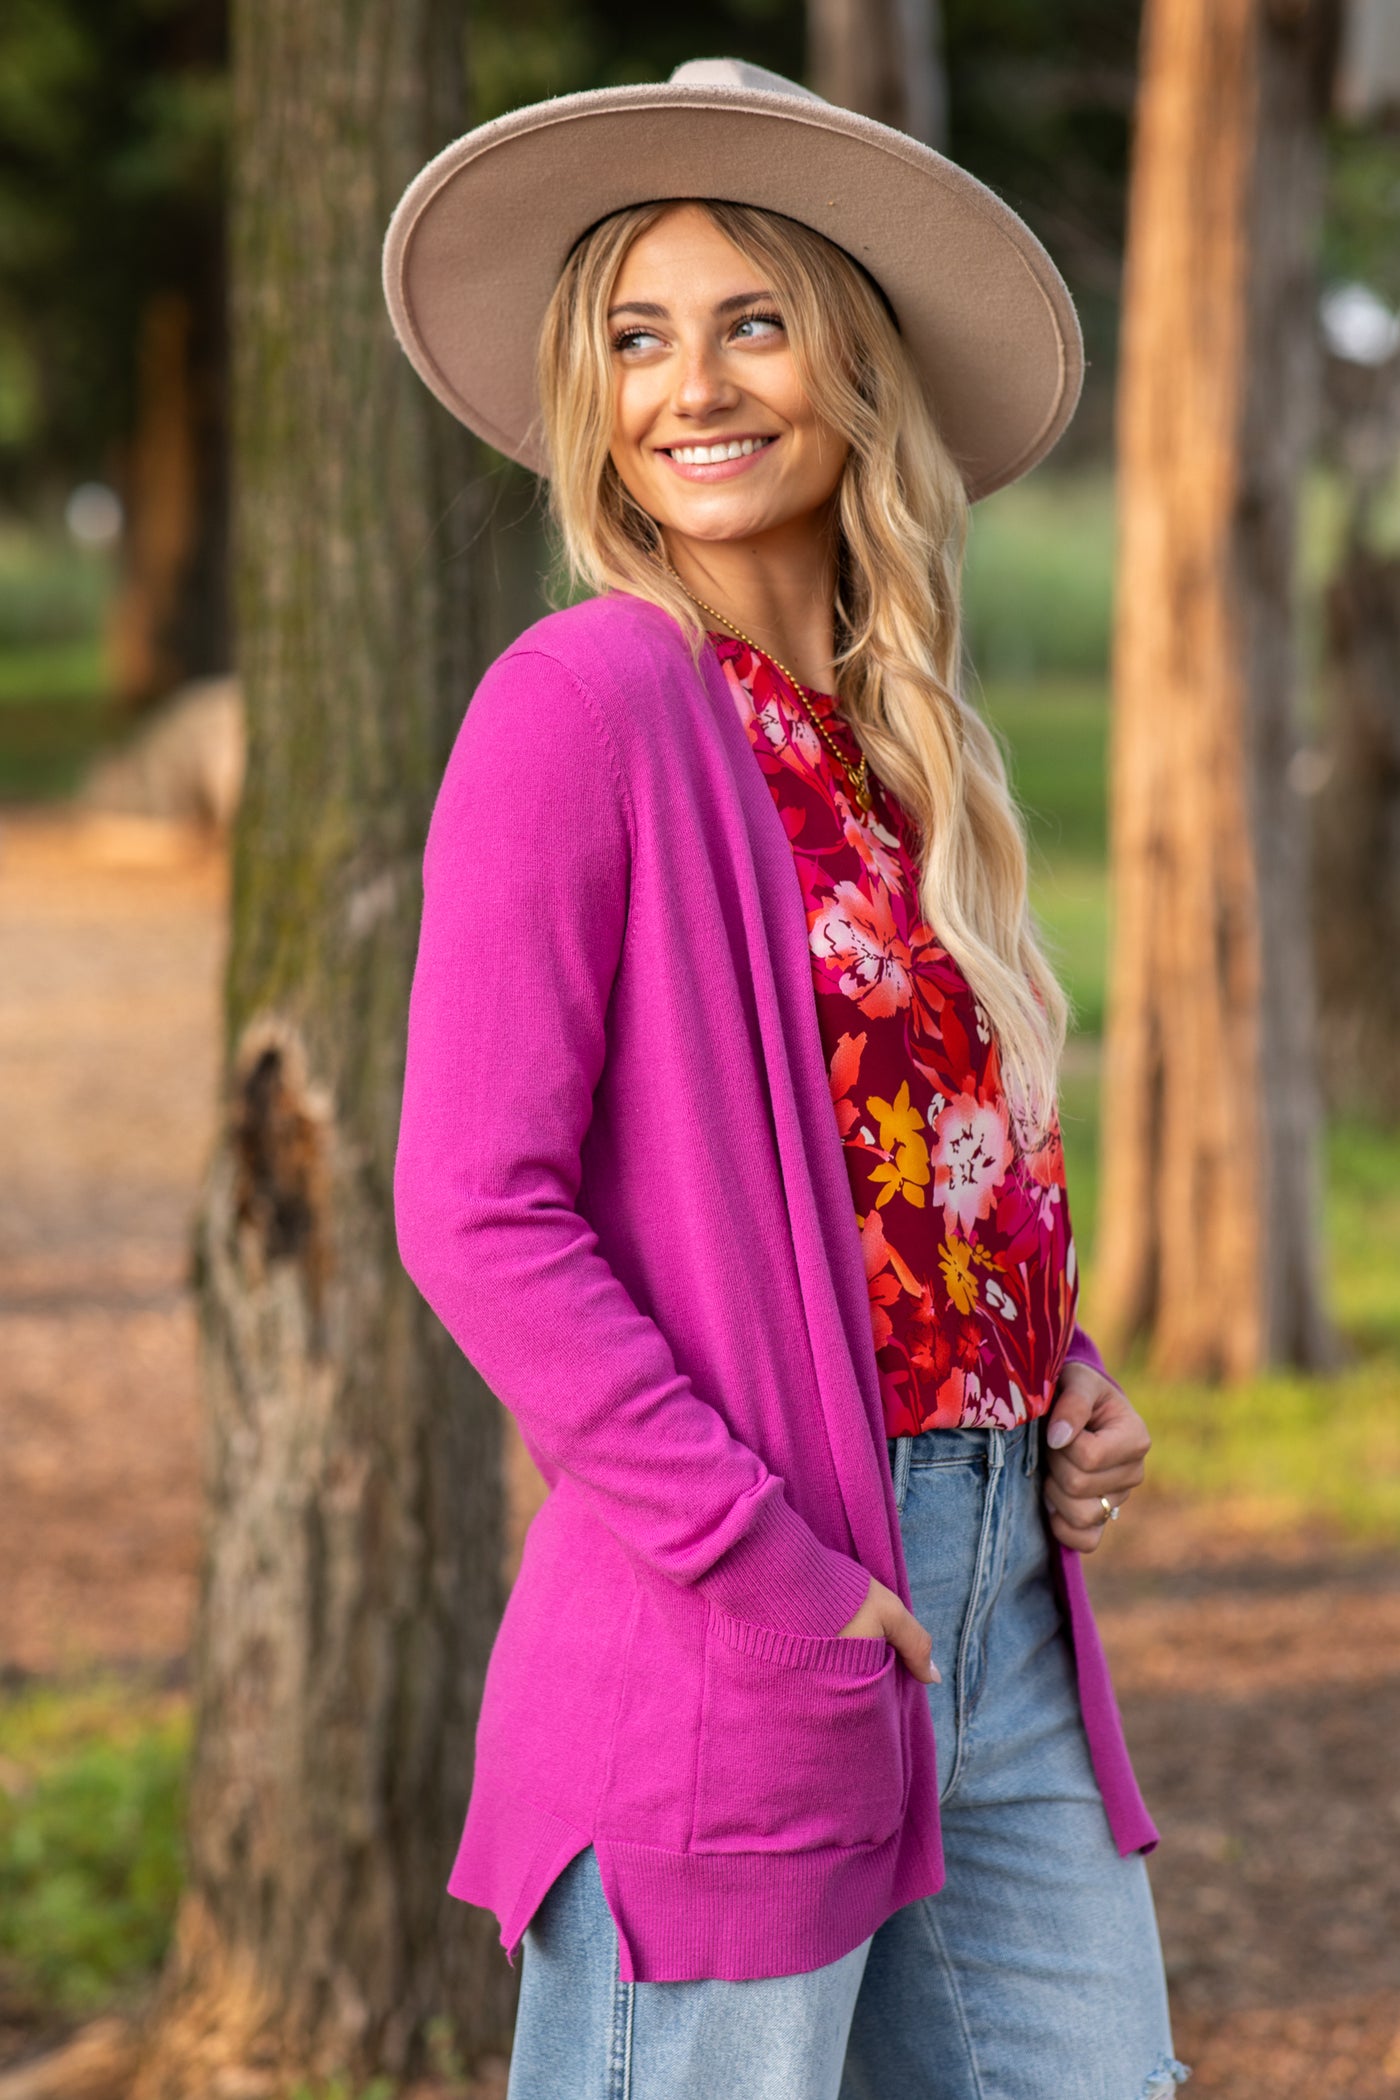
[505,1419,1189,2100]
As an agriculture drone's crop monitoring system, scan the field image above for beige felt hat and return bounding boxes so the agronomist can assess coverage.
[382,57,1083,502]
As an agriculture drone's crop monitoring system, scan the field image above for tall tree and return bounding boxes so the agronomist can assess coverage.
[1312,336,1400,1118]
[0,0,230,711]
[808,0,947,147]
[131,0,515,2090]
[1095,0,1342,1379]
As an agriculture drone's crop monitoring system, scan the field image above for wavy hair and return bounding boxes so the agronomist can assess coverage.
[534,199,1068,1141]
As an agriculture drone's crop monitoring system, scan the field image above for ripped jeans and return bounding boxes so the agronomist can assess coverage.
[505,1419,1189,2100]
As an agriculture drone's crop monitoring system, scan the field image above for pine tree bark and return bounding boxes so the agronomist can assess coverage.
[1313,539,1400,1117]
[808,0,947,149]
[1095,0,1341,1379]
[107,0,232,717]
[131,1,516,2091]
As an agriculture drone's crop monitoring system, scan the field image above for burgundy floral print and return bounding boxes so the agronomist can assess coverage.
[712,632,1079,1435]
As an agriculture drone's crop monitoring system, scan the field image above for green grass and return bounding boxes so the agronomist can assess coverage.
[1057,1074,1400,1539]
[980,675,1110,864]
[1055,1072,1400,1539]
[963,471,1116,681]
[0,531,112,652]
[0,638,108,706]
[0,529,117,801]
[0,638,115,800]
[0,1676,188,2022]
[1323,1118,1400,1358]
[1132,1359,1400,1535]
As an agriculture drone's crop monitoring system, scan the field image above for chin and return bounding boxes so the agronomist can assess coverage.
[661,500,784,544]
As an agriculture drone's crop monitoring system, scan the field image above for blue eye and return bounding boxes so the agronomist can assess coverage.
[734,310,784,339]
[611,326,663,354]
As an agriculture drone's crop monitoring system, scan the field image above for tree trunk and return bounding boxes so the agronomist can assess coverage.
[106,0,232,719]
[107,278,231,717]
[1094,0,1341,1379]
[131,2,516,2092]
[808,0,947,149]
[1313,539,1400,1117]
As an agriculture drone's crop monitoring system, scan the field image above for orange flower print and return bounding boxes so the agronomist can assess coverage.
[841,802,905,896]
[827,1030,867,1139]
[858,1207,902,1349]
[808,881,912,1018]
[930,1091,1015,1236]
[1025,1123,1067,1190]
[907,920,949,1043]
[858,1205,921,1350]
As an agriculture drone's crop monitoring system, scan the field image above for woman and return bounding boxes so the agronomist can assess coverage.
[386,57,1187,2100]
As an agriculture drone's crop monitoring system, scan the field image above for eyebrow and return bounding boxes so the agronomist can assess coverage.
[605,290,779,321]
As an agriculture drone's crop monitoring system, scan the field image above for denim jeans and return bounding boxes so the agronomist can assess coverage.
[505,1420,1188,2100]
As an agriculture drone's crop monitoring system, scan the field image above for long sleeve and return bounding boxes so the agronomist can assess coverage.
[393,645,871,1638]
[1061,1321,1135,1397]
[1061,1322,1108,1378]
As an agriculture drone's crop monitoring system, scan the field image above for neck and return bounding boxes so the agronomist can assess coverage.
[662,514,840,695]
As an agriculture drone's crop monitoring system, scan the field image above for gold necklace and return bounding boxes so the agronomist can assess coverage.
[663,562,874,813]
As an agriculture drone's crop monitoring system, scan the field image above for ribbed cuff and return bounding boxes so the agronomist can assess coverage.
[1061,1320,1107,1378]
[694,1486,873,1637]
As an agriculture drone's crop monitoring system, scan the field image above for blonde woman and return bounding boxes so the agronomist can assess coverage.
[387,58,1187,2100]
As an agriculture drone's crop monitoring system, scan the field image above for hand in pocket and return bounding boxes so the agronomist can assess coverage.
[839,1576,940,1683]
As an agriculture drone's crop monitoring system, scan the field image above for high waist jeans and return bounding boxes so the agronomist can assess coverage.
[505,1420,1188,2100]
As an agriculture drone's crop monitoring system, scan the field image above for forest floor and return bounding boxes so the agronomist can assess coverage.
[1,805,1398,2099]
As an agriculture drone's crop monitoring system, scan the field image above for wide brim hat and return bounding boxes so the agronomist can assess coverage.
[382,58,1083,503]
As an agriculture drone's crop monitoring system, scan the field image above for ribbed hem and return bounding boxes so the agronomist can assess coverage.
[694,1487,873,1636]
[596,1822,943,1982]
[448,1715,946,1983]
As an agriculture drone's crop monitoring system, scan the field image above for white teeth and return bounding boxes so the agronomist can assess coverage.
[670,438,770,465]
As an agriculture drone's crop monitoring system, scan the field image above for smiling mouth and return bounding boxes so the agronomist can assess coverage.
[659,435,778,465]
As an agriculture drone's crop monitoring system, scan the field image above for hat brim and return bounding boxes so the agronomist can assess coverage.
[382,82,1083,502]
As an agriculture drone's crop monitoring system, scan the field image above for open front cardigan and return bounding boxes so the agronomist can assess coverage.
[392,589,1157,1985]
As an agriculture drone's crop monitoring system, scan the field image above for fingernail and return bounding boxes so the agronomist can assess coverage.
[1046,1420,1074,1450]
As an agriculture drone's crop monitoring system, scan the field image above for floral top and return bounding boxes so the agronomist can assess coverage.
[712,632,1079,1436]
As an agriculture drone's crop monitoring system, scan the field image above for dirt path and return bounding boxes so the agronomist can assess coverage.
[1088,1507,1400,2095]
[0,811,224,1677]
[1,807,1396,2096]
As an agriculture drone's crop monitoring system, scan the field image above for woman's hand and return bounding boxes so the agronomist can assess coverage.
[1042,1361,1150,1552]
[839,1576,940,1683]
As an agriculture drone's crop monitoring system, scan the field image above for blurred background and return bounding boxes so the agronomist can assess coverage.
[1,3,1398,2097]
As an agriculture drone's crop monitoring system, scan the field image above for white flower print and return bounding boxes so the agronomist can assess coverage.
[930,1091,1015,1236]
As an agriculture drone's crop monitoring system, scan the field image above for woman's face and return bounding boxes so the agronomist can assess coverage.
[606,203,849,552]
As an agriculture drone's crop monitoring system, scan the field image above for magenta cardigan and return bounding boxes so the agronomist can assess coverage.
[393,590,1157,1985]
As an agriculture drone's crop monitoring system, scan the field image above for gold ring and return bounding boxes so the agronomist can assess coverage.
[1099,1496,1121,1522]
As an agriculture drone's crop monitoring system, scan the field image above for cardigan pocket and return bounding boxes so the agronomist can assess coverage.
[689,1602,906,1853]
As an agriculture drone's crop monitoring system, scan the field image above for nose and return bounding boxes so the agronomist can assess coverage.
[671,336,741,421]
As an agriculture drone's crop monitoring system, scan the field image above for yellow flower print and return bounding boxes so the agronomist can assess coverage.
[866,1080,924,1153]
[869,1151,930,1208]
[939,1237,981,1315]
[865,1082,931,1208]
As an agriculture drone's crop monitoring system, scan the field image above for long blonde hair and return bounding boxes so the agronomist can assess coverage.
[535,198,1068,1141]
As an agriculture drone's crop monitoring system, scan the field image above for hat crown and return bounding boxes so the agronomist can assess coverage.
[667,57,826,105]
